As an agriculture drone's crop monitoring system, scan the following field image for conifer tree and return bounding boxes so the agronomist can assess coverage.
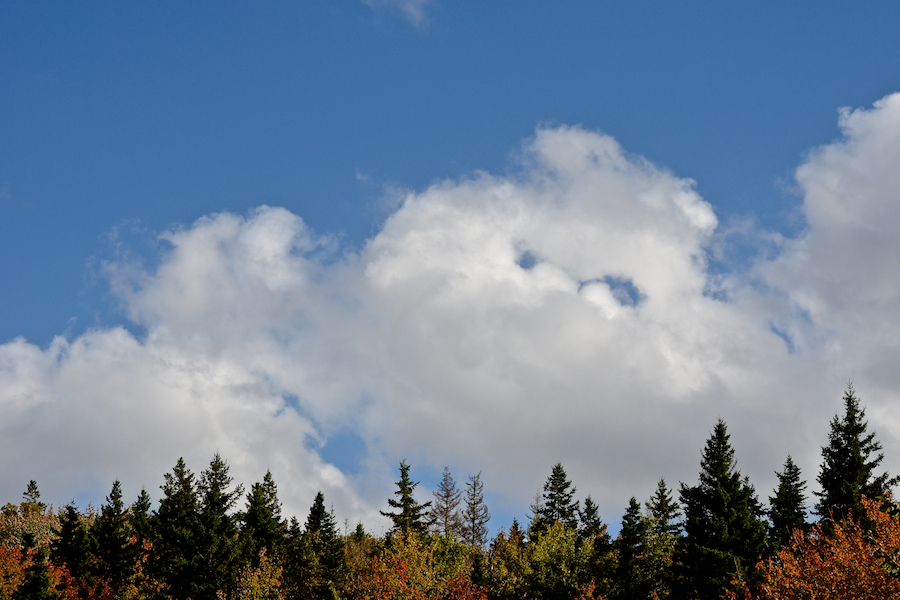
[196,453,244,600]
[461,472,490,546]
[50,502,96,583]
[645,478,681,537]
[129,488,155,547]
[242,470,285,566]
[768,455,807,549]
[92,480,134,587]
[154,457,203,599]
[614,497,649,600]
[21,481,46,515]
[677,419,767,599]
[15,532,57,600]
[303,491,347,599]
[815,383,898,522]
[577,495,611,547]
[380,459,432,534]
[534,463,579,532]
[430,466,463,537]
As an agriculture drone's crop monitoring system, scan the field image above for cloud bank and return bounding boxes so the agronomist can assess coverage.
[3,94,900,526]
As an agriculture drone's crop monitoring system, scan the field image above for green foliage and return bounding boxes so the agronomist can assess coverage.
[197,453,245,600]
[380,459,433,535]
[49,502,95,583]
[815,383,898,523]
[768,455,807,549]
[242,471,286,567]
[533,463,579,533]
[645,478,681,538]
[92,480,135,587]
[677,418,767,600]
[154,457,203,599]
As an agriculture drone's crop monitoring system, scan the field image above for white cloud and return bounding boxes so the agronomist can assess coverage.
[362,0,433,28]
[4,95,900,526]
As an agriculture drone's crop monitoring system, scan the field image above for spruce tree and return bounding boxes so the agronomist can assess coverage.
[815,383,898,522]
[461,471,490,546]
[578,495,611,547]
[534,463,579,531]
[196,453,244,600]
[614,497,648,600]
[430,466,463,537]
[645,478,681,537]
[380,459,432,534]
[92,480,134,587]
[303,491,347,599]
[50,502,96,583]
[677,419,767,600]
[768,455,807,549]
[154,457,203,599]
[242,470,285,566]
[129,488,155,547]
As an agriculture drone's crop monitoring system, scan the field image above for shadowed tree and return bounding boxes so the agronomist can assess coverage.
[380,459,433,534]
[769,455,808,549]
[242,470,286,566]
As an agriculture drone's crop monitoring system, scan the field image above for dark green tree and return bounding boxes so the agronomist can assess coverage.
[646,478,681,537]
[129,488,155,547]
[461,471,490,546]
[196,453,244,600]
[577,495,611,547]
[429,466,463,537]
[50,502,96,583]
[154,457,203,599]
[676,419,767,600]
[21,480,46,515]
[92,480,134,587]
[15,532,57,600]
[614,497,649,600]
[815,383,898,522]
[768,455,807,549]
[241,470,285,566]
[302,492,347,599]
[533,463,579,532]
[380,459,433,534]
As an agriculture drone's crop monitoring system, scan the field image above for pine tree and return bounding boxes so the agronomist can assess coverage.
[645,478,681,537]
[815,383,898,522]
[677,419,768,600]
[92,480,134,587]
[380,459,433,534]
[154,457,203,599]
[242,470,286,566]
[534,463,579,532]
[196,453,244,600]
[461,472,490,546]
[614,497,648,600]
[769,455,807,549]
[430,466,463,537]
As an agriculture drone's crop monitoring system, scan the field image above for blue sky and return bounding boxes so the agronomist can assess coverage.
[3,1,900,532]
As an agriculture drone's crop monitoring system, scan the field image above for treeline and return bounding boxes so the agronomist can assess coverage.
[2,383,900,600]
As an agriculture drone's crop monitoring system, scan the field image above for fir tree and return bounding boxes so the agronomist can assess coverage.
[242,470,285,566]
[815,383,898,522]
[380,459,433,534]
[154,457,203,599]
[645,478,681,537]
[769,455,807,549]
[129,488,155,547]
[430,466,463,537]
[196,453,244,600]
[303,492,347,599]
[677,419,767,600]
[577,495,611,547]
[461,471,490,546]
[92,480,134,587]
[534,463,579,532]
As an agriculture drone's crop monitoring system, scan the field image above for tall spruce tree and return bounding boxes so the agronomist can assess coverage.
[196,453,244,600]
[534,463,579,532]
[768,455,807,549]
[154,457,203,599]
[677,419,767,600]
[815,383,898,522]
[614,497,649,600]
[461,471,490,546]
[430,466,464,537]
[241,470,285,566]
[380,459,433,534]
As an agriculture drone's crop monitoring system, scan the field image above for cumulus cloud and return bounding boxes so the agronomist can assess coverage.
[3,95,900,526]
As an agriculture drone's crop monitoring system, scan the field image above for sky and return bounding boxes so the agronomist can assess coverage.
[3,1,900,533]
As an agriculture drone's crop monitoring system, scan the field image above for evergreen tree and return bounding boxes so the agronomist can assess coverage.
[578,495,611,547]
[303,492,347,599]
[242,470,285,566]
[196,453,244,600]
[646,478,681,537]
[677,419,767,600]
[534,463,579,531]
[129,488,155,547]
[154,457,204,599]
[430,466,463,537]
[92,480,134,587]
[380,459,433,534]
[50,502,96,583]
[15,532,57,600]
[461,472,490,546]
[815,383,898,522]
[768,455,807,549]
[21,481,46,515]
[614,497,649,600]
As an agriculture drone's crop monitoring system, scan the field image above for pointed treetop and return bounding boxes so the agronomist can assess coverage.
[380,459,433,534]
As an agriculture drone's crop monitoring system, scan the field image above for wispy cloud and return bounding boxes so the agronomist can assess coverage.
[3,94,900,525]
[362,0,433,28]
